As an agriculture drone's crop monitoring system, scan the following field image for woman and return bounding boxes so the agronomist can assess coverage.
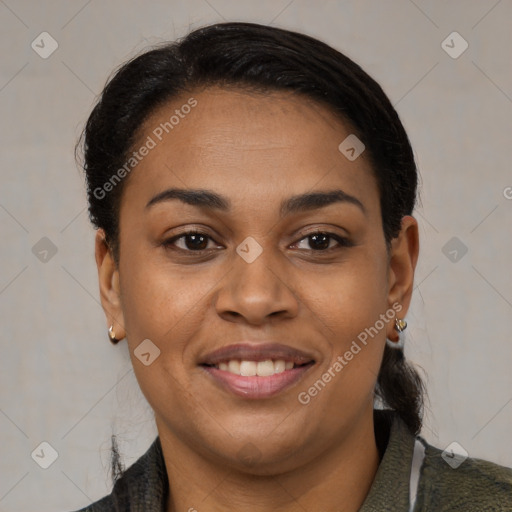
[73,21,511,512]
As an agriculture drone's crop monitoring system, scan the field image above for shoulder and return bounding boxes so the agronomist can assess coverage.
[67,436,168,512]
[416,440,512,511]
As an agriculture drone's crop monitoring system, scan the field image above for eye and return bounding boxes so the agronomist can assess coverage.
[293,231,352,251]
[162,231,219,252]
[162,229,352,254]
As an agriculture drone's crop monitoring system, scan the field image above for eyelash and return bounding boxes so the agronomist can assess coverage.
[162,229,353,254]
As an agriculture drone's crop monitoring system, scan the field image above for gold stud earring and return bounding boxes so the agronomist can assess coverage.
[395,318,407,333]
[108,325,119,345]
[386,318,407,349]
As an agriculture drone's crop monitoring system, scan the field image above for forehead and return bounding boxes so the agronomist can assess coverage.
[122,86,379,215]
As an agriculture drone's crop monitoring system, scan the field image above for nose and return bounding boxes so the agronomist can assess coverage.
[214,243,299,325]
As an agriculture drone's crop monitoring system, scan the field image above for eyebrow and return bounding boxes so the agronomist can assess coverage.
[145,187,366,216]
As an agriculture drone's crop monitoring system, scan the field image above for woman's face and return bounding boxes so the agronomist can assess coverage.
[97,86,418,473]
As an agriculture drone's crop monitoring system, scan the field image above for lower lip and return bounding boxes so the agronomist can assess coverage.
[201,363,314,399]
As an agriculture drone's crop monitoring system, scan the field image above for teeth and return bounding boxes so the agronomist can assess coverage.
[240,360,257,376]
[228,360,240,374]
[215,359,296,376]
[274,360,285,373]
[256,360,274,377]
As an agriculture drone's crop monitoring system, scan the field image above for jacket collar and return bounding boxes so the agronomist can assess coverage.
[359,409,416,511]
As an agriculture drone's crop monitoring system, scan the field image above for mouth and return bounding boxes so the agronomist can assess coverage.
[199,343,316,399]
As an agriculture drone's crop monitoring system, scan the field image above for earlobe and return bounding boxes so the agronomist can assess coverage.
[386,216,419,340]
[95,229,126,342]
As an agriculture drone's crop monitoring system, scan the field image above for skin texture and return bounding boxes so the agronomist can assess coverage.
[95,87,419,512]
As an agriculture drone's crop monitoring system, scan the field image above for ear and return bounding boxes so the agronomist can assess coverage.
[386,215,419,341]
[95,229,126,341]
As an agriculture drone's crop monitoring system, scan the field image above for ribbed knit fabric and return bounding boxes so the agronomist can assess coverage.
[73,436,169,511]
[414,442,512,511]
[72,410,512,511]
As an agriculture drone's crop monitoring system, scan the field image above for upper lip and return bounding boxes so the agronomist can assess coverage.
[199,343,316,366]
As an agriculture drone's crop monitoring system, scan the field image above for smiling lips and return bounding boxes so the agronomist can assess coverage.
[199,343,316,399]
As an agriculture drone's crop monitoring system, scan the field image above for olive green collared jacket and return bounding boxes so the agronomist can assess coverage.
[72,410,512,511]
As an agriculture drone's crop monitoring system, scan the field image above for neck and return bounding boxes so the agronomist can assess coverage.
[158,407,381,512]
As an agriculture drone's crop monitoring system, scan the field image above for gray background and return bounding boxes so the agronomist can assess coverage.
[1,1,511,510]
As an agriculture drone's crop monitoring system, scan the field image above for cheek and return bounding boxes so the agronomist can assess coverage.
[117,256,205,415]
[302,252,389,341]
[296,251,389,399]
[119,257,207,347]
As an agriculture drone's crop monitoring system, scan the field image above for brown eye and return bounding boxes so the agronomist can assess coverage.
[163,231,216,252]
[294,232,352,251]
[307,233,331,250]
